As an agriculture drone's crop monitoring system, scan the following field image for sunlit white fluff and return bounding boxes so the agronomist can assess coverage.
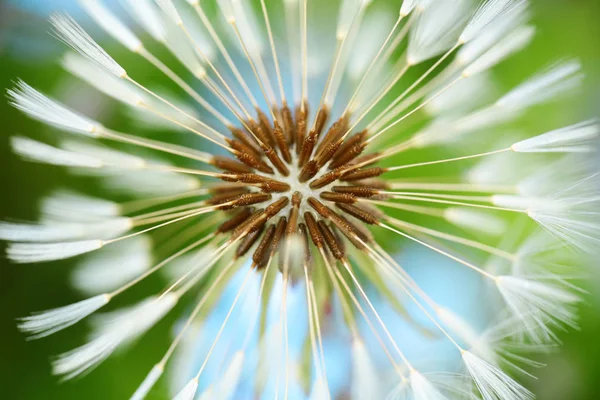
[0,218,131,242]
[50,13,126,77]
[425,73,496,116]
[71,236,152,295]
[17,294,109,339]
[460,0,527,43]
[122,0,167,43]
[7,240,103,263]
[407,0,471,64]
[496,60,582,109]
[173,378,198,400]
[11,137,103,168]
[463,25,535,77]
[61,140,147,169]
[100,170,201,196]
[409,369,449,400]
[512,120,599,153]
[53,294,177,379]
[155,0,183,26]
[456,1,529,66]
[444,207,507,236]
[61,52,145,107]
[215,351,245,400]
[130,364,165,400]
[40,190,121,221]
[7,80,98,135]
[79,0,142,52]
[496,276,581,343]
[309,376,329,400]
[351,339,380,400]
[400,0,418,17]
[462,350,534,400]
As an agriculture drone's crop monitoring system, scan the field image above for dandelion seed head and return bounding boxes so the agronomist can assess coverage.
[4,0,597,399]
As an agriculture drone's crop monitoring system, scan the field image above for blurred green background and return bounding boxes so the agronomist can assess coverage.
[0,0,599,399]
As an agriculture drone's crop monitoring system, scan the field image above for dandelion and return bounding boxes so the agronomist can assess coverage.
[4,0,597,399]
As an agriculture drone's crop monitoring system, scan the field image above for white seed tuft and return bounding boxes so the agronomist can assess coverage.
[130,364,164,400]
[460,0,527,43]
[408,0,472,64]
[309,376,329,400]
[351,339,380,400]
[444,207,507,236]
[50,13,126,77]
[17,294,109,339]
[62,52,146,107]
[11,137,103,168]
[52,294,178,379]
[216,351,245,400]
[410,369,448,400]
[155,0,183,25]
[173,378,198,400]
[462,350,534,400]
[463,25,535,77]
[7,80,99,135]
[496,60,582,109]
[512,120,599,153]
[0,218,131,242]
[123,0,167,42]
[496,276,581,343]
[40,190,120,222]
[6,240,104,263]
[71,236,152,295]
[79,0,142,52]
[400,0,418,17]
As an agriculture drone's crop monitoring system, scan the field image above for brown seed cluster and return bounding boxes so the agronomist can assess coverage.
[207,105,389,271]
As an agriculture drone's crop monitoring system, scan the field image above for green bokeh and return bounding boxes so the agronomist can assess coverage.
[0,0,599,399]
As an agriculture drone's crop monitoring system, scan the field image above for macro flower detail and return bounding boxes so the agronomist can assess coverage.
[3,0,599,399]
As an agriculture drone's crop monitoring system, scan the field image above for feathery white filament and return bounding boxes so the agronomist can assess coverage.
[130,364,164,400]
[61,52,145,107]
[496,276,580,342]
[444,207,507,236]
[71,236,152,295]
[8,81,99,135]
[173,378,198,400]
[7,240,104,263]
[496,60,582,109]
[512,120,599,153]
[400,0,418,17]
[408,0,471,64]
[53,294,177,379]
[123,0,167,42]
[425,73,495,116]
[50,13,126,77]
[462,350,534,400]
[155,0,183,25]
[40,190,120,221]
[410,370,448,400]
[61,140,147,169]
[79,0,142,52]
[0,218,131,242]
[101,170,200,196]
[309,376,329,400]
[351,339,380,400]
[11,137,103,168]
[17,294,109,339]
[216,351,245,400]
[463,25,535,77]
[460,0,527,43]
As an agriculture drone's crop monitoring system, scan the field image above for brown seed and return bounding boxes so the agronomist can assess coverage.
[298,130,318,167]
[248,118,273,148]
[295,103,308,154]
[309,168,345,189]
[336,203,379,225]
[332,185,379,198]
[320,192,357,204]
[299,160,320,182]
[313,107,330,139]
[236,225,265,259]
[233,149,274,174]
[232,209,266,238]
[262,145,290,176]
[253,224,276,268]
[273,120,292,163]
[341,167,386,182]
[229,127,261,154]
[217,209,253,233]
[304,212,324,248]
[265,197,290,219]
[260,180,292,193]
[314,140,342,169]
[298,223,312,266]
[307,197,332,219]
[271,216,288,255]
[281,104,296,145]
[330,130,367,164]
[256,108,276,146]
[211,156,254,174]
[329,141,367,170]
[318,220,345,260]
[315,115,349,158]
[292,191,303,208]
[287,206,299,236]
